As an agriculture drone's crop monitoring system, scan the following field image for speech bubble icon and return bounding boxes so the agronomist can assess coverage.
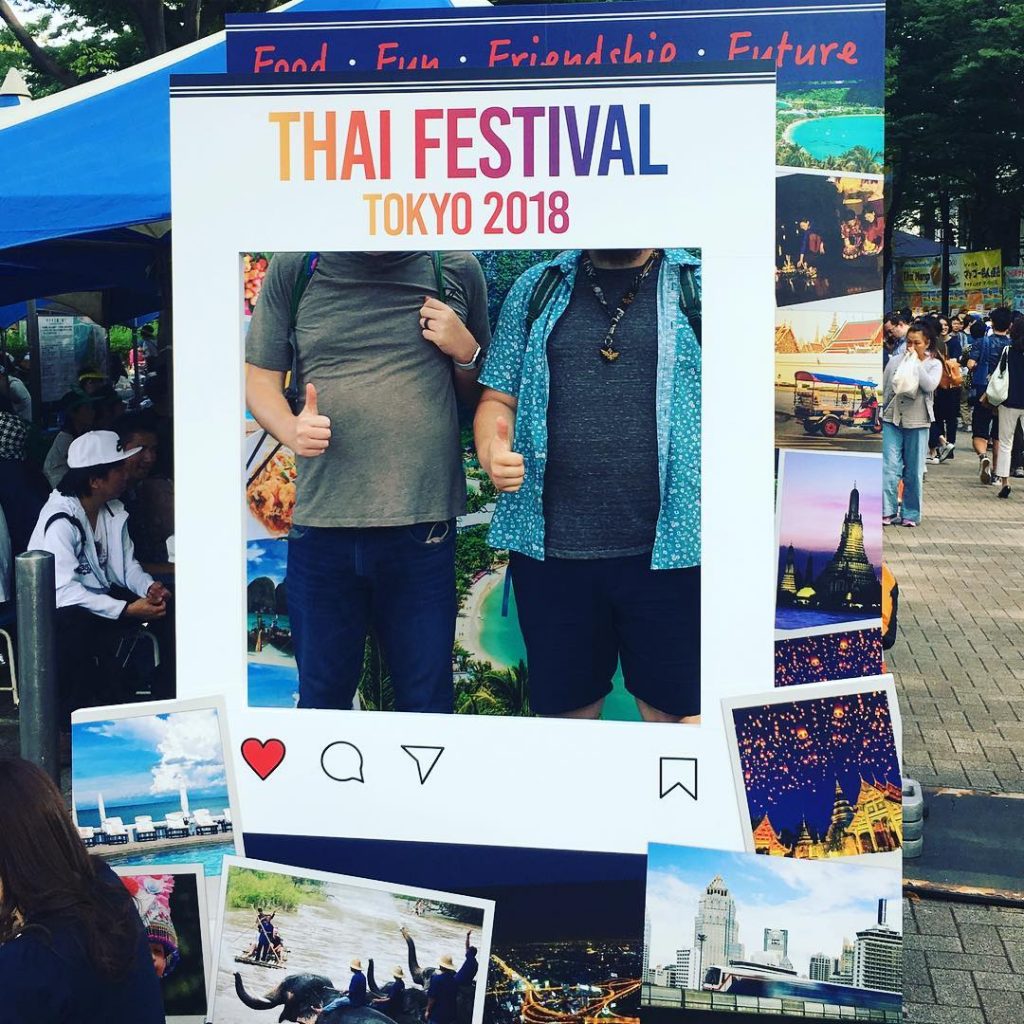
[321,741,365,783]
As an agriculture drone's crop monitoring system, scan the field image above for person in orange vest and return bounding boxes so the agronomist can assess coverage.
[881,563,898,671]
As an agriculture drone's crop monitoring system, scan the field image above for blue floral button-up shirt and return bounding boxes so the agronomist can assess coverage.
[479,248,701,570]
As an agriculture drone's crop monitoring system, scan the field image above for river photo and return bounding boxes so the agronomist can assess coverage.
[211,861,494,1024]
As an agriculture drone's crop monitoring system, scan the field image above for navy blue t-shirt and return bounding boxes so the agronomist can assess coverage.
[456,952,478,985]
[0,864,164,1024]
[428,969,460,1024]
[348,970,368,1007]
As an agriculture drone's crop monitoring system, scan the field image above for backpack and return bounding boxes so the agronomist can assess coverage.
[524,251,702,346]
[284,252,448,411]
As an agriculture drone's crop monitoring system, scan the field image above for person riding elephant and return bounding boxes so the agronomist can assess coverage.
[235,972,395,1024]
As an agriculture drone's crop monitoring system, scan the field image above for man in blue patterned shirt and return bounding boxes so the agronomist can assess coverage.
[474,248,701,723]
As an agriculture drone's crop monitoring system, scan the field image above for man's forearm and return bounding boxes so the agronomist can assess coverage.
[453,364,483,410]
[246,368,296,449]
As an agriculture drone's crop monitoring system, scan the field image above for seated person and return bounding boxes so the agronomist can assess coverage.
[27,430,173,718]
[0,392,47,558]
[372,967,406,1015]
[43,388,97,488]
[113,412,174,570]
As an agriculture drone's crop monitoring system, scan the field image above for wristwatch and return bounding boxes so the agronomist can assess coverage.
[453,344,482,371]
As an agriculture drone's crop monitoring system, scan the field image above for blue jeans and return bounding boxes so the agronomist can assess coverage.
[883,421,928,523]
[286,521,456,712]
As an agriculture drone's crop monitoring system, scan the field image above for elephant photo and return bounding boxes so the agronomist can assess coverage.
[234,972,396,1024]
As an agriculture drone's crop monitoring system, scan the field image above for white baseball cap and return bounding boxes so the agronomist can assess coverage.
[67,430,141,469]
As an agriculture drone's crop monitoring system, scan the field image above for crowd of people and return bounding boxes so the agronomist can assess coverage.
[0,336,175,727]
[882,305,1024,527]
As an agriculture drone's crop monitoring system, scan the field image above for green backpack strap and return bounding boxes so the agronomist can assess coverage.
[285,252,319,411]
[431,251,448,304]
[679,257,702,348]
[525,265,564,332]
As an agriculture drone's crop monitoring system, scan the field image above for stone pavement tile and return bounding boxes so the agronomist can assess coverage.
[971,971,1024,992]
[903,947,932,986]
[912,902,959,936]
[905,984,937,1005]
[904,1004,985,1024]
[926,950,1014,973]
[915,933,964,952]
[978,990,1024,1024]
[960,926,1008,954]
[930,967,981,1005]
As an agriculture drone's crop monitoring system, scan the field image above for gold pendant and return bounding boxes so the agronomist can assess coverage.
[600,347,620,362]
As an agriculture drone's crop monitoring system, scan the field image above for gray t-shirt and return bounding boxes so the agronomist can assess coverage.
[543,256,661,558]
[246,251,489,527]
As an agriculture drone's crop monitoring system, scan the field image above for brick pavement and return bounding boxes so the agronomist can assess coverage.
[884,432,1024,792]
[904,897,1024,1024]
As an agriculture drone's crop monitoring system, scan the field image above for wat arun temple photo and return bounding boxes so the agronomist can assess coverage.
[778,483,882,615]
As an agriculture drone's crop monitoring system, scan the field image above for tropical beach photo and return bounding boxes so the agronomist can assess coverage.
[725,685,903,861]
[70,700,242,877]
[775,450,883,635]
[776,87,884,174]
[642,843,901,1021]
[211,859,493,1024]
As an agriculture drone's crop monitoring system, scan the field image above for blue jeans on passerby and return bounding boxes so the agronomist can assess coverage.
[883,422,928,523]
[286,521,456,712]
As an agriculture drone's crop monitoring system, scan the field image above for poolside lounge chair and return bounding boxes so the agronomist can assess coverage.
[133,816,157,842]
[193,810,221,836]
[77,826,98,847]
[163,812,190,839]
[101,817,129,845]
[219,809,233,833]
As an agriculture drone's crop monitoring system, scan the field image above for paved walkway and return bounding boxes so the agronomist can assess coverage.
[885,431,1024,792]
[889,430,1024,1023]
[905,897,1024,1024]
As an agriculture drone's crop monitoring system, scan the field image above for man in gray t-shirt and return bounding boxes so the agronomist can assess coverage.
[246,251,489,713]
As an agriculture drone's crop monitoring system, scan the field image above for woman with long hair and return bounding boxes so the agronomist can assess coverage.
[994,320,1024,499]
[0,757,165,1023]
[882,319,943,527]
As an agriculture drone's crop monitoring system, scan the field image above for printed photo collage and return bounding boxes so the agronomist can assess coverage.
[60,4,901,1024]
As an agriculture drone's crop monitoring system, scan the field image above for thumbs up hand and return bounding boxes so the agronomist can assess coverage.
[292,383,332,457]
[488,416,525,493]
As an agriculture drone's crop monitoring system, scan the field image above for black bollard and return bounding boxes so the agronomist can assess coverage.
[16,551,59,782]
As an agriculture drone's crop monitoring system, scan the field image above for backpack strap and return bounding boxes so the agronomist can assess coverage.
[44,512,86,552]
[678,260,702,348]
[525,266,565,332]
[431,252,448,304]
[285,252,319,413]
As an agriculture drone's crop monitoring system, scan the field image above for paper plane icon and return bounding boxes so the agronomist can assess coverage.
[402,745,445,785]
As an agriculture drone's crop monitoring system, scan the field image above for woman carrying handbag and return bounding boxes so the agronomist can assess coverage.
[991,319,1024,498]
[882,319,943,527]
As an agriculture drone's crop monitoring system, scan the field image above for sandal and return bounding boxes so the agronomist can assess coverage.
[900,519,918,528]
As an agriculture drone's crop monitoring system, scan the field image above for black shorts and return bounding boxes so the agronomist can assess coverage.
[972,402,998,441]
[509,552,700,717]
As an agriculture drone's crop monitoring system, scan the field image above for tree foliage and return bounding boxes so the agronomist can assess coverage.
[887,0,1024,259]
[0,0,274,96]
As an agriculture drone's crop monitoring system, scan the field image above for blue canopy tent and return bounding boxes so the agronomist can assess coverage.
[0,0,456,319]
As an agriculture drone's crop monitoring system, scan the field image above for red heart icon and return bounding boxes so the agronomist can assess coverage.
[241,738,286,780]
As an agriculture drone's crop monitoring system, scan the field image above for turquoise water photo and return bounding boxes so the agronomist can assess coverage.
[787,114,883,160]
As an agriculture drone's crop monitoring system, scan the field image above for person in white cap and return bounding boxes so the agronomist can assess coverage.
[27,430,173,718]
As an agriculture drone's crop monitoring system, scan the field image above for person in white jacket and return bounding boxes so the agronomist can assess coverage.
[27,431,172,718]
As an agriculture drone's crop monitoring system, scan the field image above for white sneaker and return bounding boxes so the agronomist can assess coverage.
[939,442,956,462]
[926,456,940,465]
[981,456,993,484]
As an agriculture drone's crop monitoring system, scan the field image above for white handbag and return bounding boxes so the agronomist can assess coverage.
[985,348,1010,407]
[892,353,920,397]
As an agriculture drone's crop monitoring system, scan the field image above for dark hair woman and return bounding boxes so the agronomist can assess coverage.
[882,319,943,527]
[0,757,165,1023]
